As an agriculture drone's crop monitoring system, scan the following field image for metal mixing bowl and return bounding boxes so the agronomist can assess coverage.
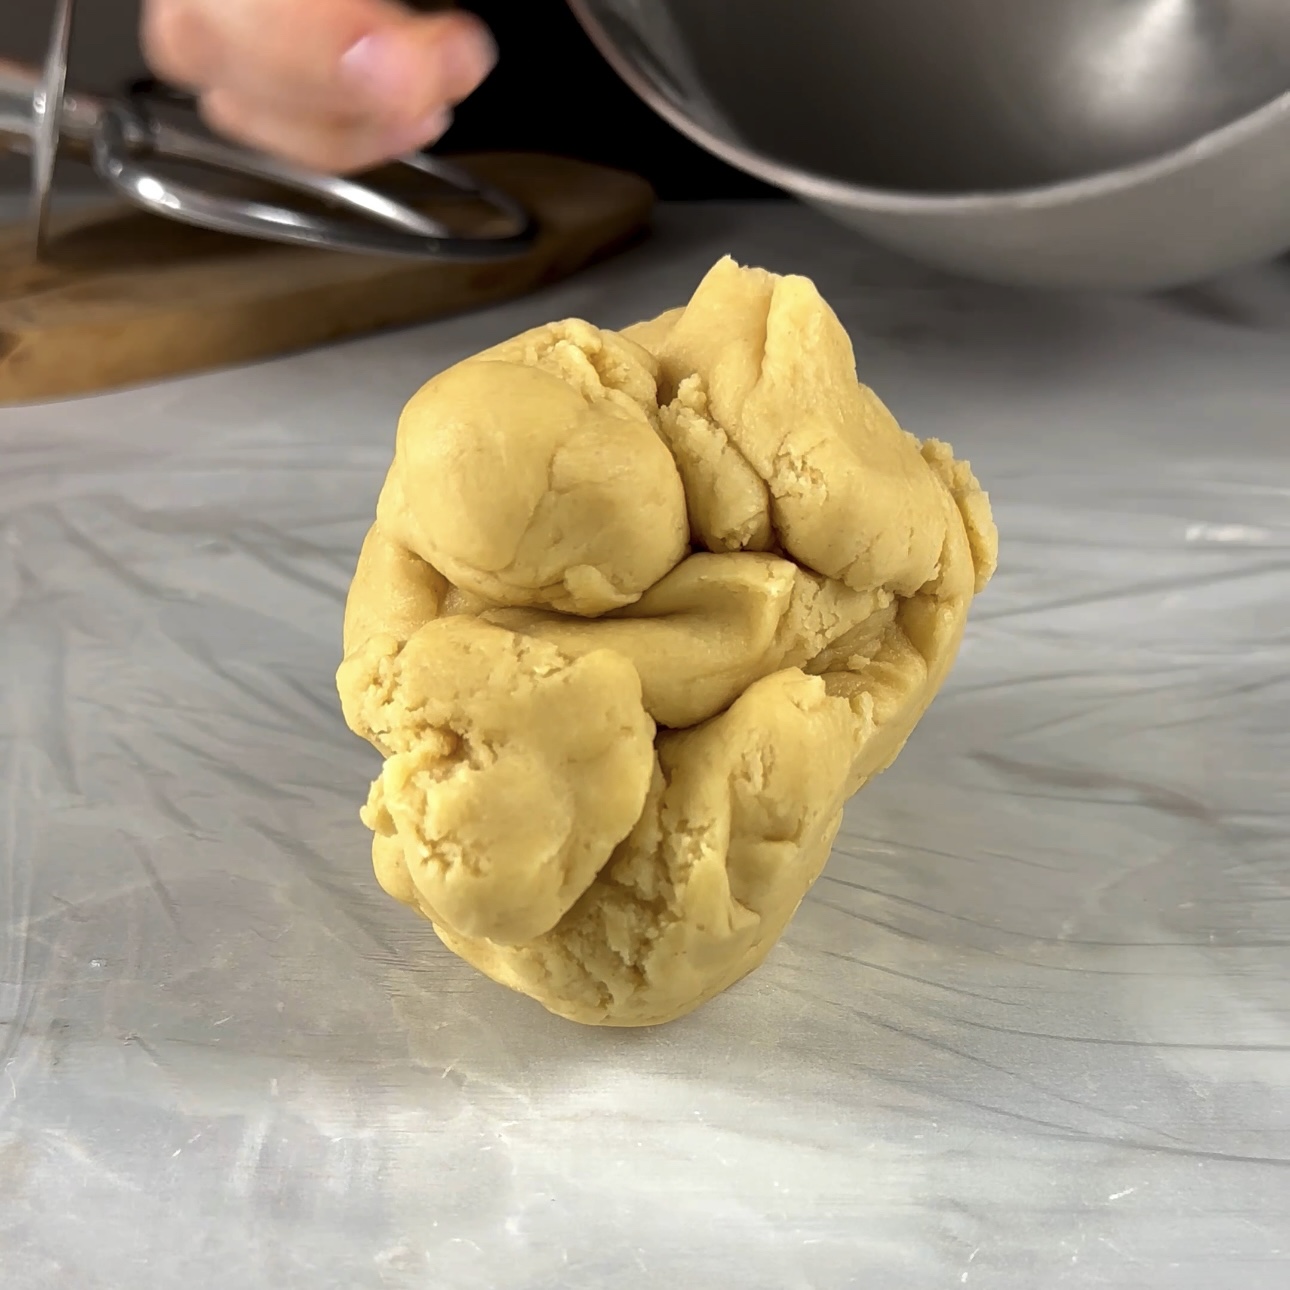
[567,0,1290,289]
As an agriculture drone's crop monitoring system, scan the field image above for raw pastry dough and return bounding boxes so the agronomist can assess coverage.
[338,258,998,1026]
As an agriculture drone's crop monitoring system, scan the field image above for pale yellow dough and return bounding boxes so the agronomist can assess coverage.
[338,257,998,1027]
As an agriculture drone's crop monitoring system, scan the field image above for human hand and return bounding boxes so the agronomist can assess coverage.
[141,0,496,173]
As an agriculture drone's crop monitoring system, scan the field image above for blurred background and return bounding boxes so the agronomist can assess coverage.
[3,0,779,197]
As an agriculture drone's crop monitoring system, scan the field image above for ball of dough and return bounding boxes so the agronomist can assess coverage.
[337,258,999,1027]
[379,319,690,617]
[338,617,655,946]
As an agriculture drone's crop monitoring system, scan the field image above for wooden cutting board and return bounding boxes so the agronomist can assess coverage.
[0,152,654,405]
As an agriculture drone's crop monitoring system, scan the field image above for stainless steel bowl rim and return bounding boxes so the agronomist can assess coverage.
[568,0,1290,216]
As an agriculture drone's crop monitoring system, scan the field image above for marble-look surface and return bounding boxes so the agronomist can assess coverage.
[2,202,1289,1289]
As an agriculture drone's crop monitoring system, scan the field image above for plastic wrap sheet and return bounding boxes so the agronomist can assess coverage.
[2,201,1289,1289]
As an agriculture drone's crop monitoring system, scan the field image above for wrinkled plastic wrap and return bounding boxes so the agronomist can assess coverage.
[2,202,1289,1289]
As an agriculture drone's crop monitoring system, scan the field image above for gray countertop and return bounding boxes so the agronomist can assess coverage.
[2,202,1289,1290]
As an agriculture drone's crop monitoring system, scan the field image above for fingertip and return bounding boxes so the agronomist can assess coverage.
[430,13,497,102]
[340,13,495,122]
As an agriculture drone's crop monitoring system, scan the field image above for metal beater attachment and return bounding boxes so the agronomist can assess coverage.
[0,0,535,261]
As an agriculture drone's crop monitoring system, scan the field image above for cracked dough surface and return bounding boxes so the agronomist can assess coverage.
[338,257,998,1027]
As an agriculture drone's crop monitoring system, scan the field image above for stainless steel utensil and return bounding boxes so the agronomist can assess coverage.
[568,0,1290,289]
[1,0,534,261]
